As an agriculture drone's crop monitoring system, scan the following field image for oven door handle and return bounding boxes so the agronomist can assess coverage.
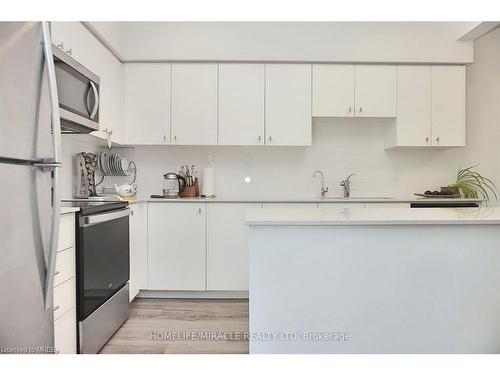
[80,208,131,227]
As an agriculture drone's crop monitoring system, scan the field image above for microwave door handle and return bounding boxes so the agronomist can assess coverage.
[89,81,99,120]
[41,22,62,310]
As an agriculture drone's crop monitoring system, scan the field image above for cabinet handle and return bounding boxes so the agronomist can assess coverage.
[359,107,363,112]
[198,208,202,214]
[268,136,272,142]
[65,48,72,56]
[258,135,262,142]
[52,305,60,311]
[57,42,64,50]
[174,135,177,141]
[425,137,430,143]
[54,271,60,276]
[163,135,167,142]
[348,106,352,113]
[435,136,440,143]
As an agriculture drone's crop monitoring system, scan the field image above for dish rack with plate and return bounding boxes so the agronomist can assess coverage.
[95,151,137,187]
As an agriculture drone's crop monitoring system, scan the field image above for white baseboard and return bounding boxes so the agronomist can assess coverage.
[137,290,249,299]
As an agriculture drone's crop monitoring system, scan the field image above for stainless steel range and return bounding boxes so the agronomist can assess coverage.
[62,200,131,353]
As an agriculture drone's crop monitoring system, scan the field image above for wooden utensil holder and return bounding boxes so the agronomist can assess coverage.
[180,178,200,198]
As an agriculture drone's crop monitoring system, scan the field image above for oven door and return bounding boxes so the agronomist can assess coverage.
[53,45,100,133]
[77,208,130,321]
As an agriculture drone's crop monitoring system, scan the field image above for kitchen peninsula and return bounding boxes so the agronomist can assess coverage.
[246,206,500,354]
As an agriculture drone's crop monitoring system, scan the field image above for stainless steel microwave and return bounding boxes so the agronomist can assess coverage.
[53,45,100,133]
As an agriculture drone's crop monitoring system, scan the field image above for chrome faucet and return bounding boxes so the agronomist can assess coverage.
[313,170,329,199]
[340,173,355,198]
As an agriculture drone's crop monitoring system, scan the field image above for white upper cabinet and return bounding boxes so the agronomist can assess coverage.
[386,65,465,148]
[312,64,354,117]
[431,66,465,147]
[265,64,312,146]
[51,22,124,144]
[218,64,265,145]
[354,65,397,118]
[171,64,218,145]
[393,66,432,147]
[124,63,171,145]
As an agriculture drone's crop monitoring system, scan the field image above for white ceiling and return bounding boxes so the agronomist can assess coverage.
[86,22,483,64]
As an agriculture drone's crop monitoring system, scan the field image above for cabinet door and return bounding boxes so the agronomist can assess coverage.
[54,308,76,354]
[171,64,218,145]
[218,64,265,145]
[395,66,432,146]
[312,64,354,117]
[97,45,124,144]
[431,66,465,147]
[148,203,206,290]
[50,22,97,70]
[265,64,312,146]
[124,64,171,145]
[207,203,260,291]
[129,203,147,301]
[354,65,396,117]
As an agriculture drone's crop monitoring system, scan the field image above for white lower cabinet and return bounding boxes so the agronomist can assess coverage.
[129,203,147,301]
[54,212,76,354]
[148,203,206,290]
[54,308,77,354]
[207,203,259,291]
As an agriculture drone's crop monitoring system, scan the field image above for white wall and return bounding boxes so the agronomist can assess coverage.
[126,119,464,200]
[89,22,475,63]
[61,25,500,203]
[124,27,500,202]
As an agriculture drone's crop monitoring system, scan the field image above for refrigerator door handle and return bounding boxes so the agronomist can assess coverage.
[41,22,63,310]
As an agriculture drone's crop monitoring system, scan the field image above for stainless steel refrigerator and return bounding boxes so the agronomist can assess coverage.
[0,22,62,353]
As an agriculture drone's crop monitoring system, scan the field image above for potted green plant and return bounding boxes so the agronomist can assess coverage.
[445,166,497,201]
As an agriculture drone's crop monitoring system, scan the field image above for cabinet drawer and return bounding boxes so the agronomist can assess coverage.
[54,308,76,354]
[54,247,75,287]
[53,277,75,320]
[58,214,75,251]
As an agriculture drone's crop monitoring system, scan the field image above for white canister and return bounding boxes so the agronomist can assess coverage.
[201,167,215,198]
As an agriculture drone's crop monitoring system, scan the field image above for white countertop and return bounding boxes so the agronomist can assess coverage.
[60,207,79,215]
[245,206,500,225]
[138,196,484,204]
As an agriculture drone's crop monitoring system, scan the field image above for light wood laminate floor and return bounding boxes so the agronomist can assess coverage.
[99,298,249,354]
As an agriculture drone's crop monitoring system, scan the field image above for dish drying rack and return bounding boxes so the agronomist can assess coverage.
[95,151,137,190]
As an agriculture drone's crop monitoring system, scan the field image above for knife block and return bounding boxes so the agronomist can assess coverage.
[180,178,199,198]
